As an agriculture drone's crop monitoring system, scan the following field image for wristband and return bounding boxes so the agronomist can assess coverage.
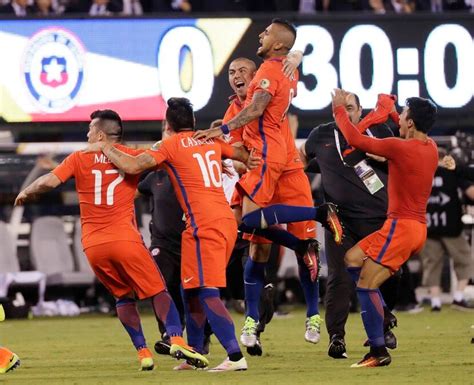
[221,124,230,135]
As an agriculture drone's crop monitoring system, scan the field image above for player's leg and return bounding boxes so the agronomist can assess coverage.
[196,220,247,372]
[86,242,155,370]
[350,257,392,368]
[280,170,322,343]
[241,202,343,245]
[114,241,207,369]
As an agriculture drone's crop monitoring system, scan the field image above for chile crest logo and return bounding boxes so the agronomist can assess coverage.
[23,28,85,113]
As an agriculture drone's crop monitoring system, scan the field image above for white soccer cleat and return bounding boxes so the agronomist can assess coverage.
[208,357,248,372]
[240,316,259,347]
[305,314,322,344]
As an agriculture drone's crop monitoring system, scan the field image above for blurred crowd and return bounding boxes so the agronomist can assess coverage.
[0,0,472,17]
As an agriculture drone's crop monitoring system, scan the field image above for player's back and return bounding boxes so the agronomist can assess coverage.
[160,132,235,227]
[387,138,438,222]
[243,58,297,164]
[53,144,143,249]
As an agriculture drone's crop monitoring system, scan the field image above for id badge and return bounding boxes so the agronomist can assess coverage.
[354,160,384,194]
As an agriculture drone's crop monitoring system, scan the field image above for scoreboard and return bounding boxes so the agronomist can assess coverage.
[0,15,472,126]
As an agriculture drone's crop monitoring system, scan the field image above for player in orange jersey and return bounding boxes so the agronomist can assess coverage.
[15,110,208,371]
[332,89,438,367]
[85,98,258,372]
[194,19,343,349]
[220,55,324,353]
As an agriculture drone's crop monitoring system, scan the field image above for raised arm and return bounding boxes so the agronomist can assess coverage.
[332,89,402,159]
[193,91,272,141]
[101,143,157,175]
[15,173,62,206]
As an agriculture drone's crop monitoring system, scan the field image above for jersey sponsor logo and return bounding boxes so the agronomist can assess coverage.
[259,78,270,89]
[150,140,162,151]
[306,227,316,232]
[184,277,194,283]
[23,28,85,113]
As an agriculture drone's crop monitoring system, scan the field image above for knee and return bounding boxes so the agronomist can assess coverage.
[344,249,363,268]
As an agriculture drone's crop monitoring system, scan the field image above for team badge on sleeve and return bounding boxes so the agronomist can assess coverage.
[260,79,270,89]
[23,28,85,113]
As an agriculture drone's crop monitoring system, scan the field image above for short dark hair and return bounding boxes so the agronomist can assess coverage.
[90,109,123,141]
[272,18,297,38]
[166,97,195,131]
[271,18,297,48]
[405,97,437,134]
[353,93,361,109]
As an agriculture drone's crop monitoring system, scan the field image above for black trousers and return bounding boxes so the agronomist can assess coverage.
[150,243,184,336]
[324,216,399,338]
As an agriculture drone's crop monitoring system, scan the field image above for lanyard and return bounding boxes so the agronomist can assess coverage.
[334,128,373,167]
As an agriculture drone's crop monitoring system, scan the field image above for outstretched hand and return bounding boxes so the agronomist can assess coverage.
[193,127,224,141]
[440,155,456,170]
[246,149,262,170]
[331,88,350,109]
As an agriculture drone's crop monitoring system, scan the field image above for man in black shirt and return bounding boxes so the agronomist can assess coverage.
[300,93,398,359]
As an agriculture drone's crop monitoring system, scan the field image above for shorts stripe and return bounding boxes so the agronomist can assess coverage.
[250,115,267,199]
[376,219,398,263]
[165,161,204,286]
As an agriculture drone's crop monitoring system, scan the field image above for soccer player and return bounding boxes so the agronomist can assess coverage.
[331,89,438,367]
[300,92,399,358]
[85,98,256,372]
[194,19,343,349]
[14,110,208,371]
[222,56,323,351]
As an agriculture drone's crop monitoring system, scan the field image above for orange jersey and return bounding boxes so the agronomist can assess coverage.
[146,131,236,228]
[281,118,304,172]
[52,145,144,250]
[243,57,298,165]
[223,95,244,145]
[225,91,302,171]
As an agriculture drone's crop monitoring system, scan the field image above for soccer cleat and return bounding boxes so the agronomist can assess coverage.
[208,357,248,372]
[451,300,474,312]
[154,339,171,356]
[169,340,209,369]
[304,314,322,344]
[363,330,397,350]
[383,309,398,331]
[297,239,321,282]
[240,316,259,347]
[259,283,275,327]
[137,347,154,371]
[0,348,20,374]
[328,334,347,359]
[246,335,263,356]
[325,203,344,245]
[350,350,391,368]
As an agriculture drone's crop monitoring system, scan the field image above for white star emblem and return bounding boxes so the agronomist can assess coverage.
[43,58,65,82]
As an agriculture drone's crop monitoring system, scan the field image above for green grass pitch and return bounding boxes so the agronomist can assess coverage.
[1,307,472,384]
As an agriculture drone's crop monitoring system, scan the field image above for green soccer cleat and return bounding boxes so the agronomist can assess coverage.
[170,343,209,369]
[305,314,322,344]
[240,316,259,347]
